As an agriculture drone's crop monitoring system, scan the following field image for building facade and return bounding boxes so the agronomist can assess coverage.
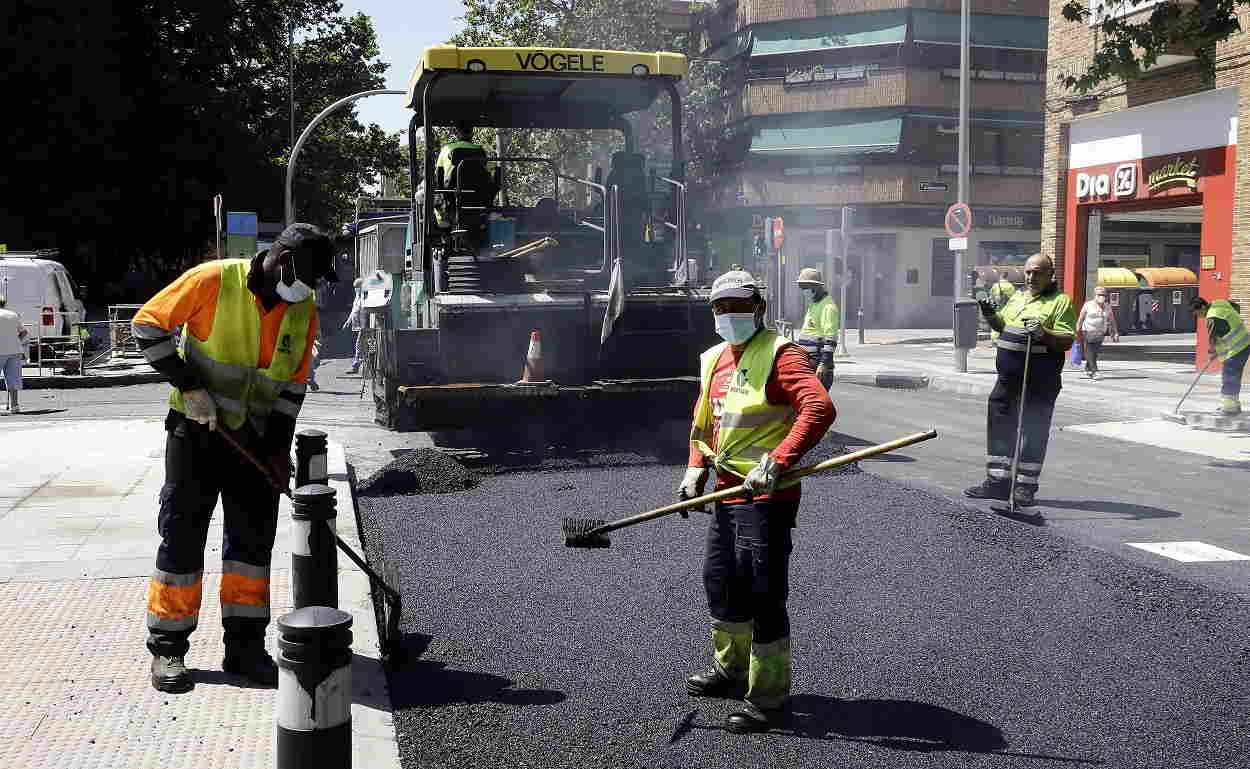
[695,0,1049,328]
[1043,1,1250,363]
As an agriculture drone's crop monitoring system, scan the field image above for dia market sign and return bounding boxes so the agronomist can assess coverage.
[1146,156,1199,194]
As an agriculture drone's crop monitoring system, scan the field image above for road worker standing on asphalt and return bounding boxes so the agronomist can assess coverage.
[133,224,337,694]
[678,269,834,734]
[1191,296,1249,415]
[989,273,1016,309]
[965,254,1074,508]
[795,267,839,389]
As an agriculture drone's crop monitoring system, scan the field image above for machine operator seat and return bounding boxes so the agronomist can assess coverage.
[603,152,648,251]
[436,146,498,240]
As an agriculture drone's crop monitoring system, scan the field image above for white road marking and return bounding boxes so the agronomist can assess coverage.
[1126,541,1250,562]
[1063,419,1250,465]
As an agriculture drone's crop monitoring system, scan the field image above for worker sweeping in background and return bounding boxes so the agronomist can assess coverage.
[965,254,1074,509]
[1190,296,1249,415]
[794,267,839,389]
[132,224,336,693]
[989,274,1016,310]
[679,269,834,734]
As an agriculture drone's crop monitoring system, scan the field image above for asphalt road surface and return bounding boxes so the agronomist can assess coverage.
[357,422,1250,768]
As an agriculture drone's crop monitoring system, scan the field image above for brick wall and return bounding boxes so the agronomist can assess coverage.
[736,69,1043,118]
[1042,0,1249,317]
[737,0,1047,27]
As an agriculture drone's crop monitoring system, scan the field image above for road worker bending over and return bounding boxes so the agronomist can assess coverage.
[133,224,337,693]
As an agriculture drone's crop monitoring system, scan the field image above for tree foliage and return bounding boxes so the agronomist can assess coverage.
[1059,0,1241,93]
[1,0,405,300]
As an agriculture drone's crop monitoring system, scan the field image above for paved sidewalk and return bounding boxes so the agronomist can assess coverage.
[0,420,399,768]
[16,354,163,390]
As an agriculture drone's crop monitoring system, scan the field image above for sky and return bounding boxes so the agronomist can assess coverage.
[338,0,466,135]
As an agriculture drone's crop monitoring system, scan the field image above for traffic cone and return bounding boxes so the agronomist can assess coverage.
[517,330,545,384]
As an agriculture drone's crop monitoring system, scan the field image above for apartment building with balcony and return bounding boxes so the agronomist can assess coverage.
[694,0,1049,327]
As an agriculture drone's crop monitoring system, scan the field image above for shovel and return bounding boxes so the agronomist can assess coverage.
[563,429,938,549]
[216,427,407,665]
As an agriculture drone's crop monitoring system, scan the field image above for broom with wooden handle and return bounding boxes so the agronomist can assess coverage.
[563,429,938,549]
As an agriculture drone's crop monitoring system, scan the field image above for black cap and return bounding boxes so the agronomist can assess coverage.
[276,223,338,283]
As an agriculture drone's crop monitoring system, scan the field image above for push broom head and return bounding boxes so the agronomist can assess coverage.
[563,519,611,549]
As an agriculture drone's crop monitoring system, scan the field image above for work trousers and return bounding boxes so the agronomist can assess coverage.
[704,498,798,710]
[146,412,281,657]
[985,373,1061,493]
[1221,346,1249,398]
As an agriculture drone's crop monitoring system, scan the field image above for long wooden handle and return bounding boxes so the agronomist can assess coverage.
[593,429,938,536]
[218,428,293,498]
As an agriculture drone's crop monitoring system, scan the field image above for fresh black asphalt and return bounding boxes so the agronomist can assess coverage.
[357,434,1250,769]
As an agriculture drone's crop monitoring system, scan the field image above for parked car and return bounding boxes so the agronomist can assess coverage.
[0,252,87,358]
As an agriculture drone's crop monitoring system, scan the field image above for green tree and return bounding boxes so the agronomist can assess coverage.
[1059,0,1240,93]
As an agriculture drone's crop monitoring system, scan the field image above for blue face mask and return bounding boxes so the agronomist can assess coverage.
[715,312,758,344]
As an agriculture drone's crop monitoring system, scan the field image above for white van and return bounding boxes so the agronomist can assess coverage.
[0,254,87,355]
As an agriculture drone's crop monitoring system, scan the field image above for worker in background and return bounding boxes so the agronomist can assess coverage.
[1191,296,1249,415]
[989,273,1016,309]
[679,269,834,734]
[0,295,29,414]
[133,224,336,694]
[343,278,365,374]
[794,267,839,389]
[966,254,1075,509]
[434,122,486,228]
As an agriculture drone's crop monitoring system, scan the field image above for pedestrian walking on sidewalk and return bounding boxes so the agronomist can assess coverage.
[132,223,337,694]
[795,267,839,389]
[0,296,29,414]
[343,278,365,373]
[965,254,1075,508]
[1076,286,1119,380]
[1191,296,1249,415]
[680,269,835,734]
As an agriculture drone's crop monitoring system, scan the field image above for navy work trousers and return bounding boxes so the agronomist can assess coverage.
[703,498,798,646]
[146,411,281,657]
[986,373,1060,493]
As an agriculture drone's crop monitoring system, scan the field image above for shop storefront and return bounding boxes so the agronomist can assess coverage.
[1060,87,1237,361]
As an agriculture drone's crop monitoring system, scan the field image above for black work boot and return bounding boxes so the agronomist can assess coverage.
[1013,486,1038,508]
[686,665,747,699]
[963,478,1010,501]
[726,701,782,734]
[223,646,278,687]
[151,654,194,693]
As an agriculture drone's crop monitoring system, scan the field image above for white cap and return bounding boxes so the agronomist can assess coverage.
[709,270,758,303]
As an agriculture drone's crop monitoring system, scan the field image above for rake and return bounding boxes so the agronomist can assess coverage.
[563,429,939,549]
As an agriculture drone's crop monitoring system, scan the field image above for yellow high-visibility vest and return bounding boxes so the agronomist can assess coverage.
[1208,300,1250,361]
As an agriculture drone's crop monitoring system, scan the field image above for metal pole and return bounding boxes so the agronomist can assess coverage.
[289,21,295,155]
[953,0,971,370]
[276,606,353,769]
[285,89,405,225]
[839,207,851,355]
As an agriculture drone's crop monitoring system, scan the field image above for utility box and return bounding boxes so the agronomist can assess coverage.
[357,222,407,275]
[953,299,980,348]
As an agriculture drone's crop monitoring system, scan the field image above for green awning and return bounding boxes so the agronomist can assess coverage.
[912,10,1048,50]
[749,114,903,156]
[751,10,908,56]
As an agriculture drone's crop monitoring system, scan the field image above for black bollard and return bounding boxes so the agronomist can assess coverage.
[276,606,353,768]
[291,484,339,610]
[295,429,329,488]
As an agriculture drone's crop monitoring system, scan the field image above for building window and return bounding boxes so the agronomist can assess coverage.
[931,239,954,296]
[978,241,1041,265]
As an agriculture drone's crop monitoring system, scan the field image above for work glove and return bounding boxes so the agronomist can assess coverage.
[1023,317,1045,342]
[977,298,997,320]
[677,466,709,517]
[815,363,828,382]
[743,454,782,498]
[182,389,218,431]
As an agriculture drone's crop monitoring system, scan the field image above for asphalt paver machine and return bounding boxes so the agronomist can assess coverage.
[372,45,716,435]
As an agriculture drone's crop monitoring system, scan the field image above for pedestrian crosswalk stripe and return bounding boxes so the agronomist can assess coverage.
[1126,541,1250,563]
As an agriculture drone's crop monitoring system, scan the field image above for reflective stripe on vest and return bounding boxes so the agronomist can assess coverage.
[1208,300,1250,361]
[690,330,798,484]
[168,260,312,433]
[994,325,1045,353]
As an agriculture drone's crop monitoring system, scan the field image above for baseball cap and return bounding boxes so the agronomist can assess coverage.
[709,270,758,303]
[276,223,339,283]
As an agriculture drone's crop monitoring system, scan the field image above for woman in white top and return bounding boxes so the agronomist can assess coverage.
[1076,286,1119,379]
[0,296,30,413]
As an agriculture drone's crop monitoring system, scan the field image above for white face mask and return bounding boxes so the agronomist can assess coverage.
[1095,295,1106,305]
[276,259,314,303]
[715,312,759,345]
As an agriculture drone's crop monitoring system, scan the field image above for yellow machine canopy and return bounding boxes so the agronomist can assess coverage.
[406,46,688,128]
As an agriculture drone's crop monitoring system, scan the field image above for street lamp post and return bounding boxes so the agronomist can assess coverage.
[284,89,405,226]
